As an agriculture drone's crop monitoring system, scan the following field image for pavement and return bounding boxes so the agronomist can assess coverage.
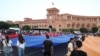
[0,42,68,56]
[81,36,100,56]
[1,35,100,56]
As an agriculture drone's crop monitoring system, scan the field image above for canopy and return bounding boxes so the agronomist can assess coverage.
[9,27,20,31]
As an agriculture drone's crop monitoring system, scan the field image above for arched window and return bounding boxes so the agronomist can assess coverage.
[81,24,85,27]
[59,24,61,27]
[72,23,75,27]
[92,24,96,27]
[67,24,70,27]
[87,24,90,28]
[77,17,80,21]
[77,24,80,27]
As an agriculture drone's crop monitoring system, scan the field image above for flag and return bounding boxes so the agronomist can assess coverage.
[52,2,54,6]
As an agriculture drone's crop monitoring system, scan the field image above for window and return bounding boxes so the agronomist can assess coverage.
[45,25,47,27]
[77,24,80,27]
[39,25,41,27]
[67,24,70,27]
[67,16,71,20]
[82,18,85,21]
[52,21,54,23]
[72,23,75,27]
[67,16,71,19]
[92,24,96,27]
[81,24,85,27]
[42,25,44,27]
[59,24,61,27]
[59,29,61,31]
[94,18,97,21]
[77,17,80,21]
[87,24,90,28]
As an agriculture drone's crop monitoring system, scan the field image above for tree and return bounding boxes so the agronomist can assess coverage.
[51,28,56,32]
[22,25,31,30]
[62,29,70,32]
[9,24,19,28]
[69,28,74,33]
[32,26,38,29]
[0,21,10,29]
[91,27,98,33]
[79,27,88,33]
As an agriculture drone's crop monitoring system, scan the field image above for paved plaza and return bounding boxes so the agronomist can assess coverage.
[0,42,68,56]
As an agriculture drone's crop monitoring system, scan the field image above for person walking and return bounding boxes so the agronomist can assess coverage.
[2,35,13,56]
[17,34,25,56]
[66,38,75,56]
[43,34,53,56]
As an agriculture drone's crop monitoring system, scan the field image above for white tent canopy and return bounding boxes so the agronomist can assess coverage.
[9,27,20,31]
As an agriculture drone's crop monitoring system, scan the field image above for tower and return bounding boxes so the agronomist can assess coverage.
[46,7,59,19]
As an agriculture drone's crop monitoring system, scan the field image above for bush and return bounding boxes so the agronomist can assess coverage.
[91,27,98,33]
[79,28,88,33]
[62,29,70,32]
[22,25,31,30]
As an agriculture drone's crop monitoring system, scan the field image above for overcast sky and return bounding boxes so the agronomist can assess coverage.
[0,0,100,21]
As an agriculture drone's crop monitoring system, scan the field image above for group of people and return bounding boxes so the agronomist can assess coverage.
[0,32,25,56]
[0,31,87,56]
[42,34,87,56]
[66,37,87,56]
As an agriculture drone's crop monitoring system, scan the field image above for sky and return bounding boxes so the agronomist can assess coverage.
[0,0,100,21]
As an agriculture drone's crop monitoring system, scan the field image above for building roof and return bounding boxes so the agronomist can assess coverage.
[60,13,100,17]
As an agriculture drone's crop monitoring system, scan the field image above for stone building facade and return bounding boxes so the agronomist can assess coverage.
[18,7,100,32]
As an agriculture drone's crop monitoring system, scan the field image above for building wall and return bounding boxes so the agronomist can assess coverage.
[18,7,100,32]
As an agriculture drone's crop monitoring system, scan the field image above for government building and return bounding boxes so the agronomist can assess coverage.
[17,7,100,32]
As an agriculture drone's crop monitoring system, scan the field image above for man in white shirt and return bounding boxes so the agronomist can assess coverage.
[66,38,75,56]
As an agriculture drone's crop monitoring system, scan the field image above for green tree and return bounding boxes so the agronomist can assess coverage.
[22,25,31,30]
[0,21,10,29]
[91,27,98,33]
[69,28,74,33]
[32,26,38,29]
[62,29,70,32]
[51,28,56,32]
[9,24,19,28]
[79,27,88,33]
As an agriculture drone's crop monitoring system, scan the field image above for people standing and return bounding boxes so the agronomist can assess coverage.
[43,34,53,56]
[70,40,87,56]
[2,35,13,56]
[0,32,2,53]
[0,32,6,54]
[17,34,25,56]
[66,38,75,56]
